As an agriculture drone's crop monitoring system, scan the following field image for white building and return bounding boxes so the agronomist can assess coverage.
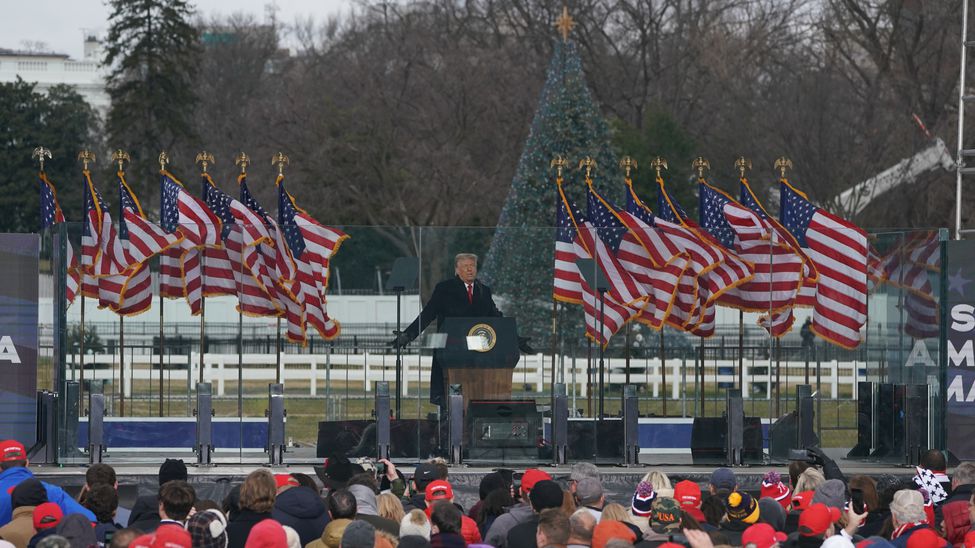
[0,35,109,114]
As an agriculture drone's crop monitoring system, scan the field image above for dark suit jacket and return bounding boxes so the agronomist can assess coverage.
[403,276,502,405]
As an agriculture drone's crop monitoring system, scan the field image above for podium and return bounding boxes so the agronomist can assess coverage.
[437,317,520,407]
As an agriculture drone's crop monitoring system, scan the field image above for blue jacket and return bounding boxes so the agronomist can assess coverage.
[0,467,95,525]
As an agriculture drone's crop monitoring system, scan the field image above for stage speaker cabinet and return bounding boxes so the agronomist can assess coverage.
[466,400,540,460]
[726,390,744,466]
[904,384,928,465]
[847,382,873,458]
[871,383,905,459]
[691,416,763,465]
[796,384,815,450]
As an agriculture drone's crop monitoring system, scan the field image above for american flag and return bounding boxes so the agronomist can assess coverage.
[96,175,175,316]
[553,183,637,345]
[652,179,753,336]
[621,184,706,332]
[196,174,280,317]
[740,179,818,309]
[159,171,223,303]
[876,232,940,339]
[277,175,347,340]
[699,181,803,314]
[780,180,868,349]
[39,173,79,304]
[239,175,303,340]
[586,183,688,329]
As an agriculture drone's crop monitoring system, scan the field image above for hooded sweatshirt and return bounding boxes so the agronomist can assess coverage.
[0,506,36,548]
[56,514,97,548]
[347,485,398,537]
[484,503,536,548]
[271,487,328,547]
[305,519,352,548]
[0,468,93,526]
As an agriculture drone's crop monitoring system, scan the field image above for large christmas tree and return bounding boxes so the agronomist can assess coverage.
[481,22,620,345]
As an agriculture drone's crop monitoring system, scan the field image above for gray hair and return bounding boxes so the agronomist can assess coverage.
[890,489,925,524]
[454,253,478,265]
[569,509,596,541]
[954,462,975,487]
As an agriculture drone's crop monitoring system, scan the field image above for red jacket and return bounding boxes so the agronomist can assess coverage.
[942,498,971,547]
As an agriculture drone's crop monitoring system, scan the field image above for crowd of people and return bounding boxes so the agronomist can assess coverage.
[0,438,969,548]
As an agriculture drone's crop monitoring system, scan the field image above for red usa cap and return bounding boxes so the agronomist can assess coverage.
[798,503,841,537]
[520,469,552,492]
[425,480,454,501]
[0,441,26,462]
[274,474,299,489]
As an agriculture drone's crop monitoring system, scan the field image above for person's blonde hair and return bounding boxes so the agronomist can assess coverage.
[239,469,277,513]
[642,471,673,497]
[601,503,631,523]
[454,253,478,265]
[377,492,405,523]
[793,467,826,494]
[560,489,577,517]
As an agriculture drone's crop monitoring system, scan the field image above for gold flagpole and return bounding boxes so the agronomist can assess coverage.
[157,151,170,417]
[195,152,215,385]
[77,149,95,410]
[272,152,290,384]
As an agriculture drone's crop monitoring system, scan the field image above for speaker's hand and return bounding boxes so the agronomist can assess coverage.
[389,332,411,349]
[518,336,535,354]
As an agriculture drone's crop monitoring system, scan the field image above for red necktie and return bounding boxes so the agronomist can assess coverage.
[467,283,473,304]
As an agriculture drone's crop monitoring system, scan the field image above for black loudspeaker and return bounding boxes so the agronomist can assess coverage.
[466,400,540,460]
[872,383,906,459]
[566,419,625,460]
[848,382,873,458]
[691,416,764,464]
[904,384,928,465]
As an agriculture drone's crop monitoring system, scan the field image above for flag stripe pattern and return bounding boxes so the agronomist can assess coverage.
[278,175,347,340]
[780,180,868,349]
[699,180,803,314]
[554,181,638,345]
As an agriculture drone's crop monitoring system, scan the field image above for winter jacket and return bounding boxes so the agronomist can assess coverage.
[943,501,970,548]
[0,506,36,548]
[94,521,122,544]
[127,494,160,531]
[484,503,535,548]
[890,523,941,548]
[782,532,829,548]
[305,519,351,548]
[717,520,750,547]
[226,509,272,548]
[506,515,539,548]
[0,468,94,526]
[430,532,467,548]
[26,527,56,548]
[272,487,329,547]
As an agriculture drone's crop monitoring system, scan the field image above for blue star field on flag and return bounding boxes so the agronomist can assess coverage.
[278,181,306,259]
[202,177,235,240]
[160,175,182,234]
[780,184,816,247]
[586,187,626,252]
[699,184,735,249]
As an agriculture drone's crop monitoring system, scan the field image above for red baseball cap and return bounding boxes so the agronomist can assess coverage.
[134,525,191,548]
[425,480,454,502]
[0,441,26,463]
[798,503,841,537]
[673,480,702,508]
[520,469,552,492]
[791,490,815,511]
[32,503,62,530]
[742,523,787,548]
[273,474,298,489]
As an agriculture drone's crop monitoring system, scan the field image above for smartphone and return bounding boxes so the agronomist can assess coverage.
[668,533,689,546]
[376,461,386,475]
[851,488,865,514]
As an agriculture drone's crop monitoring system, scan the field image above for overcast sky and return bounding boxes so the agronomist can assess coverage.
[4,0,352,59]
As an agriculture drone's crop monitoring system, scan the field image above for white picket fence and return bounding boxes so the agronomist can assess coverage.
[66,352,868,400]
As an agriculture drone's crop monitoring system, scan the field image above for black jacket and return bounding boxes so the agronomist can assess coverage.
[272,487,329,547]
[127,494,160,531]
[402,276,502,405]
[226,509,273,548]
[506,516,540,548]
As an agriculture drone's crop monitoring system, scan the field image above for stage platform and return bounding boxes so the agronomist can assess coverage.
[29,449,924,511]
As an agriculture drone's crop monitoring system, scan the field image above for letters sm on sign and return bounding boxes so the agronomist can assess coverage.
[0,234,39,445]
[942,241,975,459]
